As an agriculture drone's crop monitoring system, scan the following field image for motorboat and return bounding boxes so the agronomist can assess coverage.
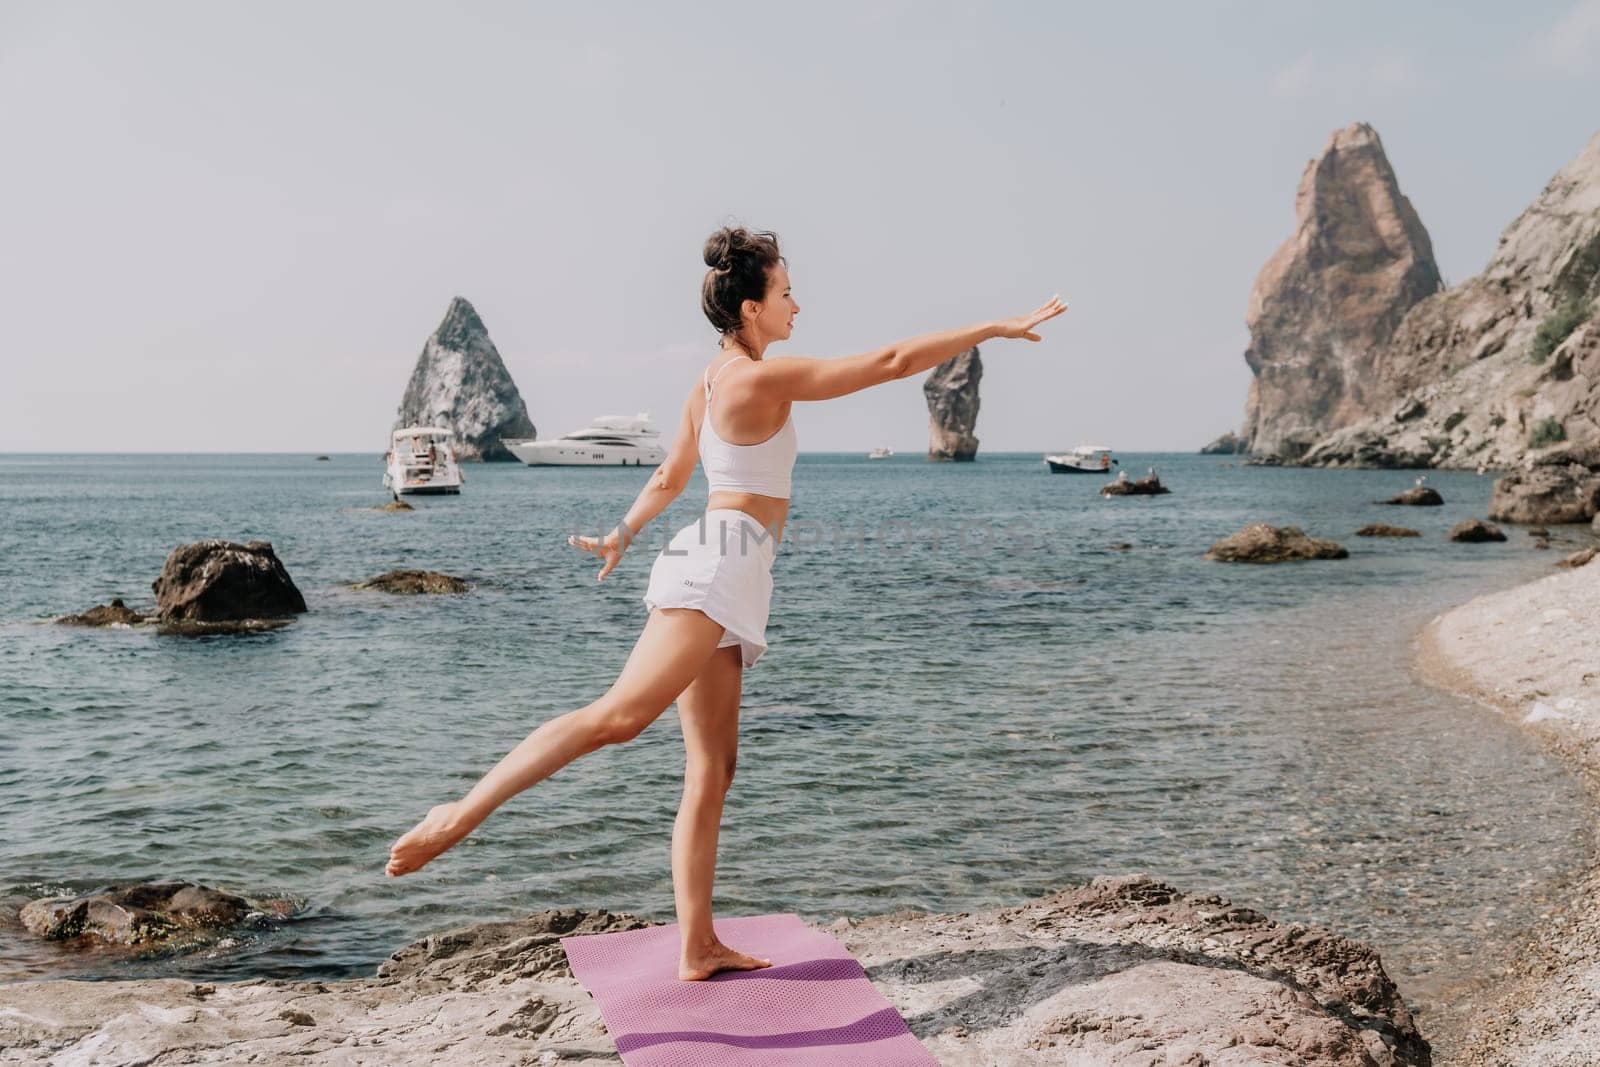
[503,413,665,467]
[1044,445,1117,474]
[867,446,894,460]
[384,426,464,495]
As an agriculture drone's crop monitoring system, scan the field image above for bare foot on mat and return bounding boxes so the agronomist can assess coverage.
[679,940,774,981]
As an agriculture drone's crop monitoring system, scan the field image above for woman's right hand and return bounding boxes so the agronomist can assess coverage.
[995,295,1068,341]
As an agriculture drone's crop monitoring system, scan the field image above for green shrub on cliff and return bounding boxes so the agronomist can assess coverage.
[1530,299,1591,363]
[1528,417,1567,449]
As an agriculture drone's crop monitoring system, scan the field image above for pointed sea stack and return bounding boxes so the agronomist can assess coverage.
[924,347,982,461]
[1242,123,1443,462]
[396,297,536,461]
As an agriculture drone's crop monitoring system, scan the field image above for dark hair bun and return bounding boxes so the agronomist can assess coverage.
[700,226,783,339]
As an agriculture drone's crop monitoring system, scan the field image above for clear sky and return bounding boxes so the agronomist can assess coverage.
[3,1,1598,453]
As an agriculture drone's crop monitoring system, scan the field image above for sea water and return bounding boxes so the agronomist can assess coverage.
[0,451,1587,1026]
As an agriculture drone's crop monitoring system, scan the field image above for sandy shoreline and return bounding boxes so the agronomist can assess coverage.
[1416,558,1600,1065]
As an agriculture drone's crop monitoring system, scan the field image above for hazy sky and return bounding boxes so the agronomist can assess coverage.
[4,1,1598,453]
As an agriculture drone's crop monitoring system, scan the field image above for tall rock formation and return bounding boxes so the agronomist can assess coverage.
[1242,123,1443,461]
[1238,124,1600,470]
[395,298,535,462]
[924,347,982,460]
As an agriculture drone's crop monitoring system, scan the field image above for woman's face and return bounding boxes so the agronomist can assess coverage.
[745,263,798,345]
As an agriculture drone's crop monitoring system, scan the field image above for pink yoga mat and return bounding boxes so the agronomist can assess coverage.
[561,913,938,1066]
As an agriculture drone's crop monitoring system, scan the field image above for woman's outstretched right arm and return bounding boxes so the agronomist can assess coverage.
[758,296,1066,402]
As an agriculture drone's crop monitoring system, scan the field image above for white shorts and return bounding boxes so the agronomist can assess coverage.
[642,509,778,667]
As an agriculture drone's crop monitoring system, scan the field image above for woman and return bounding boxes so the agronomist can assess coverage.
[386,227,1066,981]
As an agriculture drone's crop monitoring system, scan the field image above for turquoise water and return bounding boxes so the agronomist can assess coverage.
[0,452,1587,1020]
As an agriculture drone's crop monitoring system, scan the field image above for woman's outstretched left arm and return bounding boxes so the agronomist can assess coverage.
[568,384,700,580]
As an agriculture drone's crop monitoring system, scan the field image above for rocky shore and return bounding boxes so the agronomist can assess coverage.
[1417,559,1600,1065]
[0,876,1428,1065]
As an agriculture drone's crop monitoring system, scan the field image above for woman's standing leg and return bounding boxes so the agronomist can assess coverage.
[386,607,726,876]
[672,643,772,980]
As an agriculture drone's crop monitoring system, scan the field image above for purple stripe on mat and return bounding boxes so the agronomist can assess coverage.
[562,912,938,1066]
[615,1006,909,1053]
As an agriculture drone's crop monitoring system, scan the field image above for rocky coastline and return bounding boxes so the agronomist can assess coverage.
[0,876,1429,1065]
[1416,558,1600,1065]
[1234,123,1599,470]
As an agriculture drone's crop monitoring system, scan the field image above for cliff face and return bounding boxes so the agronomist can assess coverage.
[396,298,535,462]
[1242,123,1443,460]
[924,347,982,461]
[1241,125,1600,469]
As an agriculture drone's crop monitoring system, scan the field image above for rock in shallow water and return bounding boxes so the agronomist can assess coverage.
[1449,518,1507,543]
[1357,524,1421,537]
[1381,486,1444,506]
[355,569,470,594]
[1488,463,1600,525]
[1205,524,1349,562]
[19,883,291,949]
[152,540,307,623]
[56,598,145,626]
[1100,473,1170,496]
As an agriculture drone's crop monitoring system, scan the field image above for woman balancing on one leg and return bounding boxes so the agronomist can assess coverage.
[386,226,1067,980]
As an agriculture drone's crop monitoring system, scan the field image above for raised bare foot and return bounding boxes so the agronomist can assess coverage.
[386,802,469,876]
[678,939,773,981]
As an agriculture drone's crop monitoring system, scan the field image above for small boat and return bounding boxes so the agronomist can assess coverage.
[867,446,894,460]
[503,413,665,467]
[1044,445,1117,474]
[384,426,464,495]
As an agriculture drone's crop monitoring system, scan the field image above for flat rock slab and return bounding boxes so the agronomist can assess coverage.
[1357,524,1421,537]
[1205,524,1349,562]
[56,599,146,627]
[0,877,1427,1066]
[354,569,470,594]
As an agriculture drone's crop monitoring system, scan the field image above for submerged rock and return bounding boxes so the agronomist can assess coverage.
[355,569,470,595]
[0,876,1429,1066]
[924,346,982,461]
[1488,463,1600,524]
[151,540,307,624]
[1381,485,1444,506]
[57,598,145,627]
[1449,518,1507,543]
[1100,472,1170,496]
[396,297,536,462]
[376,498,415,512]
[20,883,291,950]
[1205,524,1349,563]
[1357,524,1421,537]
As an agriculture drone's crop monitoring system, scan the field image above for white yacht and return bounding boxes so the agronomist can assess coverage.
[867,446,894,460]
[504,413,665,467]
[384,426,464,495]
[1044,445,1117,474]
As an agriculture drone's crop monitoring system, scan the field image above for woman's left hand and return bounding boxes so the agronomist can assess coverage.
[568,532,625,581]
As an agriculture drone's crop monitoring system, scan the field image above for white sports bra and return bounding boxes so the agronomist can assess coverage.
[699,356,797,500]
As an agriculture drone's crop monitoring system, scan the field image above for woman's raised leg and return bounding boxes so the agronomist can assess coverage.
[386,607,726,876]
[672,643,772,980]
